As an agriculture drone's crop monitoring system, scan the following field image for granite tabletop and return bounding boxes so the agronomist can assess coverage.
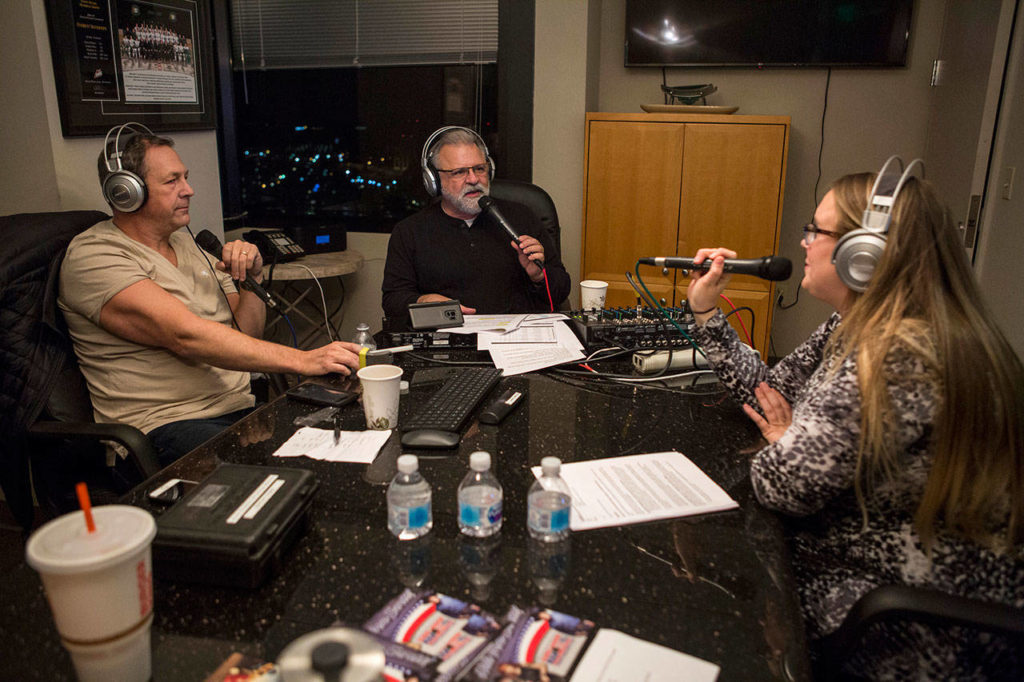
[3,352,811,681]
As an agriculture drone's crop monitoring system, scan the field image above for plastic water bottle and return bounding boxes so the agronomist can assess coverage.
[528,457,571,542]
[352,322,376,351]
[387,455,432,540]
[458,451,503,537]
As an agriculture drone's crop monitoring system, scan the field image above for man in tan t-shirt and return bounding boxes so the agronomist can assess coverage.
[59,127,361,465]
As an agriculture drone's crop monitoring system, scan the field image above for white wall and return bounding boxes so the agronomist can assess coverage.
[1,0,60,214]
[532,1,603,304]
[0,1,225,238]
[974,3,1024,361]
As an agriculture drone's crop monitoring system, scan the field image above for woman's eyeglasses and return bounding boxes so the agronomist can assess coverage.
[435,163,490,180]
[802,222,840,244]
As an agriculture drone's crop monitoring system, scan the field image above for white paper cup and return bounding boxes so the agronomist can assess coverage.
[26,505,156,658]
[580,280,608,310]
[63,613,153,682]
[358,364,403,430]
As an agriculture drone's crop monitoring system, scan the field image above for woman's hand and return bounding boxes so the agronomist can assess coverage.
[685,247,736,321]
[742,382,792,444]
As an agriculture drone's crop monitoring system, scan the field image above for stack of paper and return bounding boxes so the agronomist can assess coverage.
[448,313,585,375]
[570,628,720,681]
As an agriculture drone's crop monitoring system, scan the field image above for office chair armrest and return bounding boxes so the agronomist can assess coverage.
[821,584,1024,669]
[28,420,161,479]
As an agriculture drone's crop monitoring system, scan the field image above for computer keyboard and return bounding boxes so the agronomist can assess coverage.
[402,367,503,434]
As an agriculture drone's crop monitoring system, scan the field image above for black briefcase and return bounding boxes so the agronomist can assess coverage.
[153,464,318,588]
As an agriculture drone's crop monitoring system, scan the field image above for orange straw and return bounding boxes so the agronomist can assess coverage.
[76,482,96,534]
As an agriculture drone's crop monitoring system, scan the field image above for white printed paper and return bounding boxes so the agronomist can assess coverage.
[486,325,557,345]
[570,629,720,682]
[448,314,530,334]
[530,451,738,530]
[451,313,569,336]
[273,427,391,463]
[488,320,584,376]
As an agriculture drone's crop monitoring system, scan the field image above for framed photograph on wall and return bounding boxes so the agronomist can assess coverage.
[44,0,216,136]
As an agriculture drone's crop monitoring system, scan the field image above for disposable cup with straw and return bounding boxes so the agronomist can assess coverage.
[26,482,157,682]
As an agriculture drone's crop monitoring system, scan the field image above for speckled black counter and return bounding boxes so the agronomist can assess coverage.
[3,354,811,681]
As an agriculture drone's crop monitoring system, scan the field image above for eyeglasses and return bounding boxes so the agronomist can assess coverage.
[802,222,841,244]
[435,163,490,180]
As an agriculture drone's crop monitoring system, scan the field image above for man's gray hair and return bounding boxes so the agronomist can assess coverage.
[97,132,175,188]
[427,128,487,168]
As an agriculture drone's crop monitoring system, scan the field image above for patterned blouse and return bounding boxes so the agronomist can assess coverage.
[693,310,1024,680]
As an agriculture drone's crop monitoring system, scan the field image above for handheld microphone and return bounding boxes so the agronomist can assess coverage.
[639,255,792,281]
[478,195,545,270]
[195,229,277,308]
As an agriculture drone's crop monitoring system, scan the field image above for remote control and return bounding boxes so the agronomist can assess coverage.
[478,388,524,425]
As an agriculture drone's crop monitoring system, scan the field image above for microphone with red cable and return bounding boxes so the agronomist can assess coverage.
[477,195,545,271]
[477,195,554,311]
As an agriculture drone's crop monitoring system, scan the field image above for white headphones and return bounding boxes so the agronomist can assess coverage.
[831,155,925,292]
[101,122,156,212]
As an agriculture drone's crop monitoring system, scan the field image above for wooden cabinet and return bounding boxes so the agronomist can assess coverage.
[581,113,790,357]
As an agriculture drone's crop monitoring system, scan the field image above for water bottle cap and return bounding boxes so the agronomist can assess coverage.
[540,456,561,475]
[469,451,491,471]
[356,322,369,330]
[397,454,419,474]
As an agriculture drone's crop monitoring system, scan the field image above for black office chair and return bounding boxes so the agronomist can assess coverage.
[0,210,160,530]
[817,584,1024,679]
[488,178,562,256]
[488,178,570,312]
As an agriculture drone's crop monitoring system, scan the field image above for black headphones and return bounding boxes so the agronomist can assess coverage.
[832,155,925,292]
[420,125,495,197]
[101,122,156,213]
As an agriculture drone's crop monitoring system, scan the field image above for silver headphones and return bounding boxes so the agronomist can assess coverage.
[832,155,925,292]
[101,122,156,212]
[420,125,495,197]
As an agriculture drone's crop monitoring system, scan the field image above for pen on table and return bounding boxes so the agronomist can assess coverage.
[333,413,341,445]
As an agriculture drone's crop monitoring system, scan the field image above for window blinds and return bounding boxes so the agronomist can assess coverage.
[230,0,498,70]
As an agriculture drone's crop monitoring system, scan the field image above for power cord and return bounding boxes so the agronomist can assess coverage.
[779,285,801,310]
[814,68,832,205]
[288,263,335,342]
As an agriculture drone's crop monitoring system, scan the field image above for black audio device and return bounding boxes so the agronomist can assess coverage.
[567,306,696,352]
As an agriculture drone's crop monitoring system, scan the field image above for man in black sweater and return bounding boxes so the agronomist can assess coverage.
[382,127,570,327]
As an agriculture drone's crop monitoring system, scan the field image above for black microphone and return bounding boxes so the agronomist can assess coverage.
[639,255,793,281]
[195,229,277,308]
[478,195,545,269]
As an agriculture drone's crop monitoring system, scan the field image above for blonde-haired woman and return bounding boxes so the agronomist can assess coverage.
[687,162,1024,679]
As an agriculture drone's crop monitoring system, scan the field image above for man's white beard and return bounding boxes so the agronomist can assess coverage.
[443,182,489,216]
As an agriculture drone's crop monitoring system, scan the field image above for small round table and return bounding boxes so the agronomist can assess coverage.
[226,229,364,347]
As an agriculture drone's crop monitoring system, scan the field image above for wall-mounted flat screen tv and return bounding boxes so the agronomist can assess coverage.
[625,0,913,67]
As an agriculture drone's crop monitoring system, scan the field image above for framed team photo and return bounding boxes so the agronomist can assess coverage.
[44,0,216,135]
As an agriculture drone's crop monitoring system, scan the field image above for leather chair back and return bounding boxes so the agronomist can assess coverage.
[488,179,561,255]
